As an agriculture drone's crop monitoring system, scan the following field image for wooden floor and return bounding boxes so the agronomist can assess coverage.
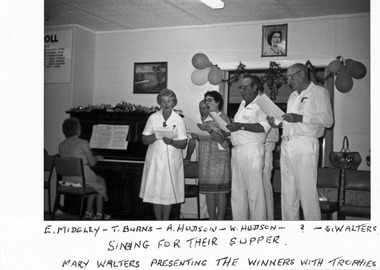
[44,192,282,221]
[223,192,281,220]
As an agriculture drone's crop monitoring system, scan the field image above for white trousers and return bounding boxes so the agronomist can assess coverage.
[280,138,321,220]
[263,148,275,220]
[231,143,266,220]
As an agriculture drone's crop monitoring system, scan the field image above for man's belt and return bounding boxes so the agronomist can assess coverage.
[281,136,313,141]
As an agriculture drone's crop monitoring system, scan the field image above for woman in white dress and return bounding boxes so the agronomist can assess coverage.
[139,89,188,220]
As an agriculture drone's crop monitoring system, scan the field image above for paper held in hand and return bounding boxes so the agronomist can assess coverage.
[184,115,210,136]
[90,124,129,150]
[209,112,230,132]
[154,128,176,139]
[255,93,285,125]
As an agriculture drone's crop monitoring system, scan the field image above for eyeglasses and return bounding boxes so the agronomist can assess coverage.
[287,70,301,81]
[161,99,174,103]
[204,98,215,103]
[238,85,252,90]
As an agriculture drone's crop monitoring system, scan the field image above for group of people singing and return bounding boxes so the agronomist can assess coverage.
[140,63,333,221]
[58,63,333,221]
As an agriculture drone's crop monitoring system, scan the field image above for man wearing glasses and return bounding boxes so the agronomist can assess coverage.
[225,74,271,220]
[267,63,334,220]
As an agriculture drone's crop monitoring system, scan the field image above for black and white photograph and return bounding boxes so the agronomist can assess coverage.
[2,0,377,269]
[262,24,288,57]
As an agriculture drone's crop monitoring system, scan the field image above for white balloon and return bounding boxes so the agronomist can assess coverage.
[191,67,210,86]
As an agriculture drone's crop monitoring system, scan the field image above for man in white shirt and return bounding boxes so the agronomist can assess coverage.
[268,63,334,220]
[226,74,271,220]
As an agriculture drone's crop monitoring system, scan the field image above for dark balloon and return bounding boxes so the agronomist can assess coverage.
[335,65,353,93]
[208,66,223,85]
[345,58,367,79]
[191,53,212,70]
[328,59,342,73]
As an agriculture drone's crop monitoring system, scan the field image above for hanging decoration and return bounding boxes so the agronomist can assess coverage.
[190,52,225,86]
[306,60,334,85]
[191,53,212,70]
[208,65,224,85]
[191,67,210,86]
[191,52,213,86]
[190,52,367,95]
[223,62,246,86]
[327,59,341,73]
[335,65,354,93]
[261,61,288,100]
[67,102,160,114]
[345,58,367,79]
[307,56,367,93]
[325,56,367,93]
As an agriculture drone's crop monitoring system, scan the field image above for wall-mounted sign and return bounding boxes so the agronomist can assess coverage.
[44,29,73,83]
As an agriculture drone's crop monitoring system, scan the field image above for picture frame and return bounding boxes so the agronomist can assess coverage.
[133,62,168,94]
[261,24,288,57]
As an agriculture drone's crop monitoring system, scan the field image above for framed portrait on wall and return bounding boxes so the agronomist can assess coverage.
[261,24,288,57]
[133,62,168,94]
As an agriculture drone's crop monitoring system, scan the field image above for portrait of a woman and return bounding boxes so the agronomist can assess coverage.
[262,24,287,57]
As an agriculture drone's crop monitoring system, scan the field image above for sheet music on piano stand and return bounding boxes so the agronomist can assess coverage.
[89,124,129,150]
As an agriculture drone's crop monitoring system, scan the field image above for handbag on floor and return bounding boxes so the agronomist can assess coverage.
[329,136,361,170]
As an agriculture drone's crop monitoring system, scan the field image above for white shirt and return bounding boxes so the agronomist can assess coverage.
[265,127,279,144]
[230,99,271,146]
[283,82,334,138]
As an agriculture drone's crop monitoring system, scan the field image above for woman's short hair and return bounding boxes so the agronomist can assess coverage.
[267,30,282,46]
[62,117,81,138]
[157,89,178,106]
[204,90,224,111]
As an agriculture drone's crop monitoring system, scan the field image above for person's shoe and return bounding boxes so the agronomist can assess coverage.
[84,212,94,220]
[55,209,64,216]
[94,213,111,220]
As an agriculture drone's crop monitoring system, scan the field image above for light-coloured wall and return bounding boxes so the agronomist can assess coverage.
[44,13,370,170]
[44,26,96,154]
[331,16,371,170]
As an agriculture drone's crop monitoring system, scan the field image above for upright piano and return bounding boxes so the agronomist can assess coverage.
[66,110,155,220]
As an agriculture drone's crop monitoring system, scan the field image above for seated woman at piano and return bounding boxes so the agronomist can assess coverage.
[58,117,111,220]
[139,89,188,220]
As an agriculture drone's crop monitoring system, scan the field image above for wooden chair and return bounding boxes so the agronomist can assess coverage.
[51,156,99,220]
[316,167,342,220]
[44,154,55,214]
[338,170,370,220]
[183,161,200,220]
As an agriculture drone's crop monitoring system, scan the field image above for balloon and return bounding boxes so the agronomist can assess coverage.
[345,58,367,79]
[191,67,210,86]
[328,59,341,73]
[335,65,353,93]
[208,66,223,85]
[192,53,212,70]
